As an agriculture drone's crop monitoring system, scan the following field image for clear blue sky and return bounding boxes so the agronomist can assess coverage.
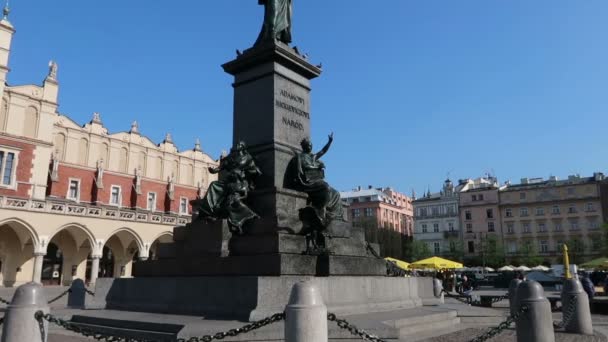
[7,1,608,195]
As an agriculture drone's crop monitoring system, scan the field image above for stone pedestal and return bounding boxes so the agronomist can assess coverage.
[134,41,385,278]
[89,276,427,321]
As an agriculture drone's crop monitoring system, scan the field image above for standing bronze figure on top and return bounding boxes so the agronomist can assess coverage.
[255,0,292,46]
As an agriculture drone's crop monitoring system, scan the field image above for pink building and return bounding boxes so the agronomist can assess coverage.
[459,177,503,258]
[341,186,414,237]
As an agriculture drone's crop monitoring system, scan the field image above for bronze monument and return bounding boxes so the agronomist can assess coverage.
[193,141,261,234]
[255,0,292,46]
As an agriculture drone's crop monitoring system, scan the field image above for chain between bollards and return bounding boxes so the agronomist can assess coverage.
[441,289,508,307]
[47,288,72,304]
[553,294,578,329]
[468,305,529,342]
[37,310,285,342]
[328,312,387,342]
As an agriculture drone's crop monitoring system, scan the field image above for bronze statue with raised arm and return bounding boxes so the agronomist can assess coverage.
[193,141,261,234]
[290,133,344,239]
[255,0,292,46]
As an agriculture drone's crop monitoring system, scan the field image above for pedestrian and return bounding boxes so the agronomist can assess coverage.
[461,275,473,297]
[580,272,595,301]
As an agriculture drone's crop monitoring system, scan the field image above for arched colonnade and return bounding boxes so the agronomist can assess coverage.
[0,217,173,287]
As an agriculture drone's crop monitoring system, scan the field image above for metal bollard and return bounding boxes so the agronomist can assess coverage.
[67,279,85,309]
[509,278,522,316]
[515,280,555,342]
[1,282,49,342]
[561,279,593,334]
[433,278,444,304]
[285,281,328,342]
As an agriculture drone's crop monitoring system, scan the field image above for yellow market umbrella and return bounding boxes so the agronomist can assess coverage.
[385,257,410,270]
[411,256,463,270]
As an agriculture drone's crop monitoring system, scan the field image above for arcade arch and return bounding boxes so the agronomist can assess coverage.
[0,219,38,287]
[43,223,95,286]
[101,228,143,278]
[149,232,173,261]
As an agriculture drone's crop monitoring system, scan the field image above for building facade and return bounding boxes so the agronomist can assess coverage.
[412,179,461,255]
[340,186,414,236]
[459,177,503,259]
[499,174,605,264]
[0,12,218,287]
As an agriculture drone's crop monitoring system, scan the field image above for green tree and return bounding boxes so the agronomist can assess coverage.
[444,238,464,263]
[519,240,543,266]
[482,235,505,268]
[405,239,432,262]
[565,238,586,265]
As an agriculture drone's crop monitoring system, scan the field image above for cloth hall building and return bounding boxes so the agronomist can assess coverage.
[0,12,218,287]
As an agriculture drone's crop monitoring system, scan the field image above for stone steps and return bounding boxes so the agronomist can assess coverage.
[399,317,461,339]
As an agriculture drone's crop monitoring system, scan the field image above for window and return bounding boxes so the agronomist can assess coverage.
[567,187,575,195]
[590,220,599,229]
[520,208,529,217]
[552,205,560,214]
[586,203,595,212]
[538,223,546,232]
[465,210,472,220]
[508,242,517,254]
[536,207,544,216]
[570,221,579,230]
[523,223,531,233]
[539,240,548,253]
[180,197,188,214]
[520,192,526,200]
[554,223,562,232]
[352,209,361,218]
[568,205,577,214]
[434,242,440,254]
[592,239,602,252]
[67,179,80,201]
[478,194,484,201]
[422,224,428,233]
[147,192,157,211]
[466,223,473,233]
[419,208,427,217]
[505,209,513,217]
[431,207,439,215]
[472,195,477,201]
[507,223,514,234]
[364,208,373,217]
[468,241,475,253]
[486,209,494,219]
[487,222,495,232]
[0,150,17,187]
[110,186,121,205]
[556,241,564,251]
[433,223,439,233]
[448,222,454,232]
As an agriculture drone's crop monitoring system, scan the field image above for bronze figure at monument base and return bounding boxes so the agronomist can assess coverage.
[192,141,261,235]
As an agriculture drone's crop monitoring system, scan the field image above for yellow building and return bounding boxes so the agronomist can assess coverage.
[0,9,218,287]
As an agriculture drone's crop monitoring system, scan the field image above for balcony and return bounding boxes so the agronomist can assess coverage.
[1,196,191,226]
[443,231,460,239]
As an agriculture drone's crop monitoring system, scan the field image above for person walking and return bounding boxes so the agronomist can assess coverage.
[581,272,595,301]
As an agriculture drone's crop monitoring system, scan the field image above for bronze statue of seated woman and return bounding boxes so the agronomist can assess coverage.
[193,141,261,234]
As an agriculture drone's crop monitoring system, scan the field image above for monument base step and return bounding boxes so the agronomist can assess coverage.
[133,253,386,277]
[87,276,432,321]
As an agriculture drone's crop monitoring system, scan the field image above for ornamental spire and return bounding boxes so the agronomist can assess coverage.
[3,0,9,20]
